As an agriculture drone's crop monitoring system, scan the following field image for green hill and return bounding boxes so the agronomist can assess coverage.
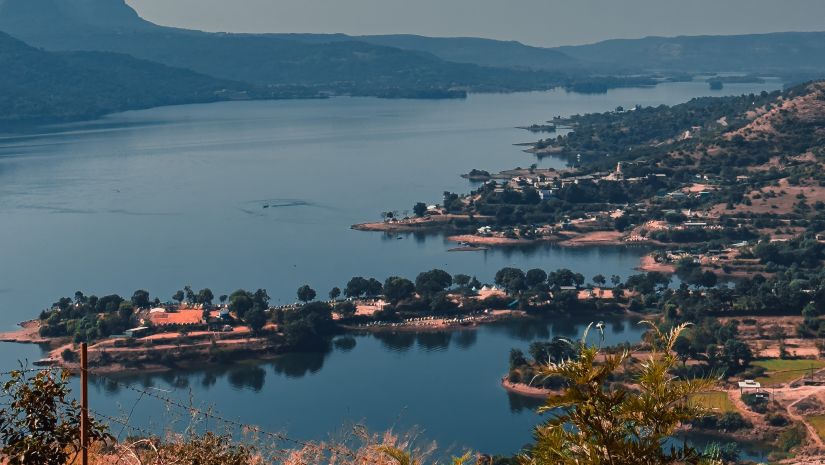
[0,31,261,124]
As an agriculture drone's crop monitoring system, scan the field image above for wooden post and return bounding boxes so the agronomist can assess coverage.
[80,342,89,465]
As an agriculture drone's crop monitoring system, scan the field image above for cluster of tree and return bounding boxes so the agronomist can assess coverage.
[38,291,139,342]
[227,289,271,332]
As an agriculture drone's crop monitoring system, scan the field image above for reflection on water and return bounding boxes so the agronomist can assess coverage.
[83,316,646,455]
[506,392,545,414]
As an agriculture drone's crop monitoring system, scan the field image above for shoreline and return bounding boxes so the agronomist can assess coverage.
[636,254,676,274]
[501,377,555,399]
[0,320,50,344]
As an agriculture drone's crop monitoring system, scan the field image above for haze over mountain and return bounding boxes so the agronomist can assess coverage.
[556,32,825,74]
[0,30,258,124]
[0,0,581,96]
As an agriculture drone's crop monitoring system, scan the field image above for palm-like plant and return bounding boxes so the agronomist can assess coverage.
[522,322,719,465]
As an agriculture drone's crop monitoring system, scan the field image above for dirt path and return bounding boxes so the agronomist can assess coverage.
[788,396,825,450]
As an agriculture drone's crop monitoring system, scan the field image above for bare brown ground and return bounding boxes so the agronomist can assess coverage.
[501,377,554,398]
[558,230,625,247]
[0,320,48,344]
[637,255,676,274]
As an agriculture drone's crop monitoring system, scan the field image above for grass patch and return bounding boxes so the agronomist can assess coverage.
[753,359,825,371]
[807,415,825,441]
[690,391,737,413]
[752,359,825,386]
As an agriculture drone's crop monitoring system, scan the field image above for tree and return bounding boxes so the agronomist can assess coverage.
[509,348,528,370]
[526,269,548,288]
[722,339,753,375]
[524,323,717,465]
[365,278,384,298]
[673,335,695,366]
[333,301,357,319]
[610,275,622,287]
[184,285,196,303]
[413,202,427,217]
[228,290,254,319]
[345,277,370,298]
[130,290,150,309]
[547,269,585,289]
[415,269,453,298]
[384,276,415,304]
[219,294,228,305]
[592,274,606,287]
[197,288,215,306]
[495,267,526,294]
[698,271,718,289]
[297,285,317,303]
[283,302,334,349]
[329,287,342,301]
[244,306,267,333]
[172,290,185,305]
[0,369,110,465]
[453,274,472,288]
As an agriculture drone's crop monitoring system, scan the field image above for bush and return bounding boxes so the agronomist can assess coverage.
[766,413,789,427]
[742,393,769,413]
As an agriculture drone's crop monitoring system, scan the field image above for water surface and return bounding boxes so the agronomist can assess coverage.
[0,80,782,453]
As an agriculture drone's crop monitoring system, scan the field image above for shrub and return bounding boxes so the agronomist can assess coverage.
[766,413,789,427]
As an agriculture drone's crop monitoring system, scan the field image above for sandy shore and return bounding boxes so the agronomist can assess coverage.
[637,255,676,273]
[343,310,527,333]
[501,377,554,398]
[447,234,537,246]
[0,320,49,344]
[558,230,625,247]
[352,214,492,233]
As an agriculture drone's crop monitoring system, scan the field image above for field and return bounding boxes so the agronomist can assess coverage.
[690,391,738,413]
[752,359,825,386]
[806,415,825,441]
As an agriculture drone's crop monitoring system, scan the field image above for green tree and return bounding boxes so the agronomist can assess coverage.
[329,287,342,301]
[197,288,215,306]
[509,348,528,369]
[413,202,428,217]
[495,267,526,294]
[415,269,453,298]
[526,269,548,288]
[130,289,150,308]
[523,323,717,465]
[384,276,416,304]
[244,306,267,333]
[592,274,606,287]
[345,277,370,298]
[0,369,111,465]
[297,285,317,303]
[172,290,185,305]
[228,290,254,319]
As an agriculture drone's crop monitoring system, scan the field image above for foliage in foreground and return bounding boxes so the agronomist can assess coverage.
[0,369,110,465]
[521,323,719,465]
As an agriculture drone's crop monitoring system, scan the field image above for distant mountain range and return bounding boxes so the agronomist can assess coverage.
[2,0,825,125]
[0,31,265,124]
[0,0,573,96]
[556,32,825,74]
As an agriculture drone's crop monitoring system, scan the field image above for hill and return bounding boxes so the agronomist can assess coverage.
[269,33,580,70]
[0,31,267,124]
[0,0,573,96]
[556,32,825,75]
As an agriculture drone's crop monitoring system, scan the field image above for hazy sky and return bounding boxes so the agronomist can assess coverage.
[125,0,825,48]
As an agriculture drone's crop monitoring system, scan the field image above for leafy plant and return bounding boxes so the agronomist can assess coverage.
[521,322,719,465]
[0,369,111,465]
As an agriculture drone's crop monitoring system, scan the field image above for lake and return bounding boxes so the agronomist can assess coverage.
[0,79,781,454]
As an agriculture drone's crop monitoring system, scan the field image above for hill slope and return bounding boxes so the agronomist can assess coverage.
[0,0,569,95]
[556,32,825,74]
[0,31,257,124]
[268,33,579,70]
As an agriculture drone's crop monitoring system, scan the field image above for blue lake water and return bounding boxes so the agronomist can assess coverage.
[0,79,782,454]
